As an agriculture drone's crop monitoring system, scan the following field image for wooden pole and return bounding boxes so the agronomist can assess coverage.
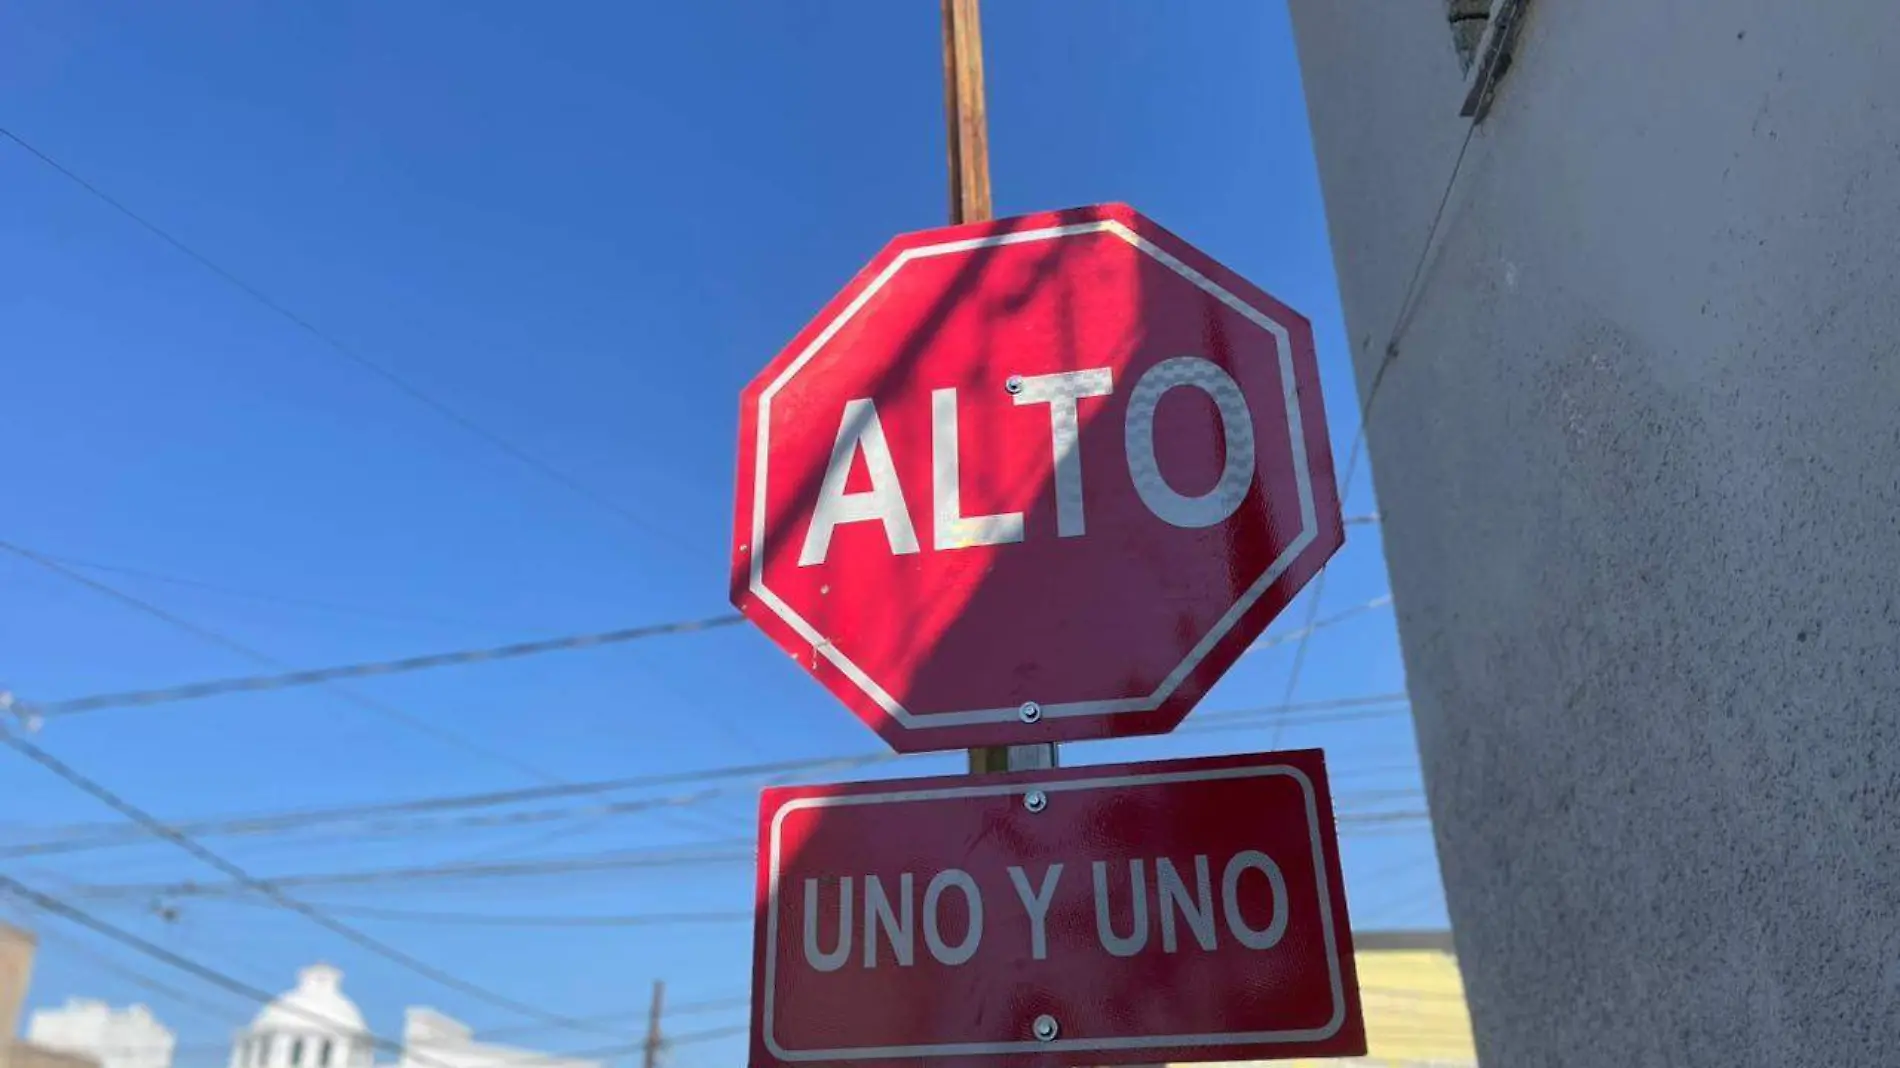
[943,0,1057,777]
[942,0,992,226]
[641,979,664,1068]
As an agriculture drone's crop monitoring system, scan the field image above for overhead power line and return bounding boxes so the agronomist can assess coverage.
[1,539,741,845]
[0,752,888,856]
[0,539,564,783]
[0,900,253,1025]
[30,551,522,630]
[0,125,681,549]
[0,874,462,1068]
[3,875,746,1068]
[215,902,757,929]
[1266,432,1369,750]
[0,778,759,861]
[638,994,750,1019]
[16,741,1413,862]
[1,693,1409,860]
[13,583,1384,726]
[546,1023,751,1063]
[1,728,640,1038]
[1178,704,1410,739]
[453,999,751,1049]
[1268,18,1506,750]
[60,807,1427,905]
[1181,693,1408,723]
[12,607,744,723]
[1245,594,1393,655]
[468,997,753,1046]
[67,842,755,901]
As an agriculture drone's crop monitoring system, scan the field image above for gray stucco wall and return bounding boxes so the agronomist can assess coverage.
[1286,2,1900,1065]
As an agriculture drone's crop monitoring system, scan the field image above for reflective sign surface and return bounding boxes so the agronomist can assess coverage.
[731,204,1344,752]
[750,750,1366,1067]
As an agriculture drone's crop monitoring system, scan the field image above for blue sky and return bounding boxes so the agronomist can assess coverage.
[0,3,1436,1066]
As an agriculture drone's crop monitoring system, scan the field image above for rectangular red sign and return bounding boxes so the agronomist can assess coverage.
[749,750,1364,1067]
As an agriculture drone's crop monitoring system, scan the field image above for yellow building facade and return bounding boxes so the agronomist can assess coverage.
[1186,930,1478,1068]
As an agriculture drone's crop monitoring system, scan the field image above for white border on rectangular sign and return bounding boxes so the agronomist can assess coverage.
[761,763,1349,1061]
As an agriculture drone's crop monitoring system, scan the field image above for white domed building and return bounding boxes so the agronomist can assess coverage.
[229,966,599,1068]
[230,965,371,1068]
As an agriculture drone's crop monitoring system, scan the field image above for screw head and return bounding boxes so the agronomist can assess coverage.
[1004,375,1025,395]
[1023,789,1048,813]
[1018,701,1042,724]
[1032,1015,1059,1042]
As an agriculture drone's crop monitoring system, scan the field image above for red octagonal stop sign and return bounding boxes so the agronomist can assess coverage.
[732,204,1342,752]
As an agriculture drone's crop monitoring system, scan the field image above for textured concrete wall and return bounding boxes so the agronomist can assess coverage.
[1286,2,1900,1065]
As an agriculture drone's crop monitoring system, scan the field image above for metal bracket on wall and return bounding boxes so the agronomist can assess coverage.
[1461,0,1529,120]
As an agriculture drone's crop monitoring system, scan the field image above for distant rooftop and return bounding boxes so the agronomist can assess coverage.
[1353,929,1456,953]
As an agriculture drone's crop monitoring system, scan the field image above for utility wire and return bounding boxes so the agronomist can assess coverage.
[0,899,253,1024]
[467,1000,750,1046]
[12,585,1384,725]
[1180,705,1408,740]
[547,1023,751,1063]
[16,1025,755,1068]
[59,809,1427,904]
[60,843,755,901]
[470,997,752,1045]
[1269,50,1501,749]
[211,902,756,929]
[28,551,524,631]
[4,695,1410,867]
[12,608,743,723]
[0,874,462,1068]
[0,89,1450,1068]
[0,753,889,856]
[1244,593,1393,655]
[12,902,753,1056]
[2,694,1407,859]
[1268,434,1370,750]
[1,728,643,1038]
[0,789,729,861]
[0,125,682,551]
[646,995,751,1018]
[79,708,1413,858]
[0,539,564,783]
[3,556,1380,744]
[0,540,739,845]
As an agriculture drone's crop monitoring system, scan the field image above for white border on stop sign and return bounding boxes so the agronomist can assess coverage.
[747,218,1321,732]
[760,760,1348,1061]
